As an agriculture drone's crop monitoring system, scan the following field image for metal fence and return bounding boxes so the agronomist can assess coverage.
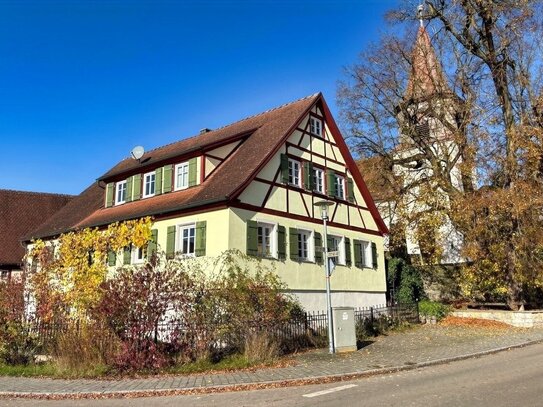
[29,303,419,353]
[354,302,420,326]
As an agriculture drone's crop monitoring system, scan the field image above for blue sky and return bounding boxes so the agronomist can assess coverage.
[1,0,400,195]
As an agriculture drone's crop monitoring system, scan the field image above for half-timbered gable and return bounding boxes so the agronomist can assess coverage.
[25,93,388,311]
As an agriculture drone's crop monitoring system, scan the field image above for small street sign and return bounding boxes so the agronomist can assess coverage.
[327,250,339,257]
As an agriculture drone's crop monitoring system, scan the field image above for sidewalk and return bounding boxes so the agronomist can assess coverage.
[2,324,543,399]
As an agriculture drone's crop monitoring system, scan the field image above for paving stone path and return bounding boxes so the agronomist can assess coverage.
[1,324,543,396]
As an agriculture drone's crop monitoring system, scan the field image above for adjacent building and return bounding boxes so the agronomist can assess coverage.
[0,189,72,280]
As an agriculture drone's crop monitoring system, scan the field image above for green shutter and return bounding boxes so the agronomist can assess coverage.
[166,226,176,259]
[155,168,163,196]
[345,237,352,267]
[132,174,142,201]
[289,228,298,261]
[280,154,289,184]
[308,162,315,190]
[188,158,197,187]
[123,246,131,265]
[246,220,258,256]
[105,183,114,208]
[347,177,355,203]
[107,250,116,266]
[353,240,362,268]
[195,221,207,257]
[371,242,378,269]
[277,225,286,260]
[125,177,133,202]
[163,164,173,193]
[314,232,323,264]
[303,162,310,189]
[327,170,336,197]
[147,229,158,259]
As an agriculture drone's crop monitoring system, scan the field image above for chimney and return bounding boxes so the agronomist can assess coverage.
[199,128,212,134]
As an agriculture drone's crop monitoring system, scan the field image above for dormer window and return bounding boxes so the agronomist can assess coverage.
[175,162,189,190]
[143,172,156,198]
[310,117,322,137]
[115,180,127,205]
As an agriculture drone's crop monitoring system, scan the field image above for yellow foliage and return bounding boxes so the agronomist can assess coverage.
[29,217,153,319]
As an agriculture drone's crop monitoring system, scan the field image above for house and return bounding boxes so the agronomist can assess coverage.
[25,93,389,312]
[0,189,72,280]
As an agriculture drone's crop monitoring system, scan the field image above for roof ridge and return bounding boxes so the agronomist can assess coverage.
[0,188,74,198]
[140,93,321,157]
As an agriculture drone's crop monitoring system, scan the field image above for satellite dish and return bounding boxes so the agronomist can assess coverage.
[131,146,145,161]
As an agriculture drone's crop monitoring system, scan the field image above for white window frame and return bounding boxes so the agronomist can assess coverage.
[257,221,277,258]
[175,162,189,191]
[297,229,314,262]
[360,240,372,268]
[288,159,301,187]
[131,245,145,264]
[176,223,196,257]
[310,117,322,137]
[335,175,345,200]
[142,171,156,198]
[115,180,127,205]
[329,235,346,265]
[313,167,324,194]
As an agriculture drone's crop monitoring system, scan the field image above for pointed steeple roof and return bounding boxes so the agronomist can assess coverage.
[405,26,451,100]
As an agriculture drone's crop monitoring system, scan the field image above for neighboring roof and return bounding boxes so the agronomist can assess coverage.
[26,93,388,240]
[0,190,73,266]
[356,156,397,203]
[405,26,452,101]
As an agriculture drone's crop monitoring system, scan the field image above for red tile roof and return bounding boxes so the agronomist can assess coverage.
[25,93,388,240]
[26,94,319,239]
[0,190,73,266]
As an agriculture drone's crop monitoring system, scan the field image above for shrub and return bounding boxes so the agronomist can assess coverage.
[418,300,451,321]
[243,331,279,364]
[53,322,118,375]
[355,314,394,342]
[0,322,40,366]
[387,258,425,304]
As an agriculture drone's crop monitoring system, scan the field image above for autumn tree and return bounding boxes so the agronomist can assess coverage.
[339,0,543,308]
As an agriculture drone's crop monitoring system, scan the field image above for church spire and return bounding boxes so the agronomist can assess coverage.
[404,25,451,101]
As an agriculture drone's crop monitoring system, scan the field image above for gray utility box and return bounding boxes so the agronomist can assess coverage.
[332,307,357,353]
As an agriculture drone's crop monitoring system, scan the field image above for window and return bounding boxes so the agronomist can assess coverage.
[360,240,371,268]
[257,222,276,258]
[335,175,345,200]
[115,180,127,205]
[329,235,345,265]
[177,224,196,256]
[132,246,145,264]
[288,159,301,187]
[310,117,322,137]
[175,162,189,190]
[297,230,313,262]
[313,168,324,194]
[143,172,155,198]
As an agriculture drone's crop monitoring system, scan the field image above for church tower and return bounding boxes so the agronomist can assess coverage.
[393,20,470,266]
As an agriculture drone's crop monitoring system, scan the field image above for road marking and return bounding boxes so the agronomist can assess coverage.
[302,384,358,398]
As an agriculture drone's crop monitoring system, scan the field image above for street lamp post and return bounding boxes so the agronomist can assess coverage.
[314,199,335,354]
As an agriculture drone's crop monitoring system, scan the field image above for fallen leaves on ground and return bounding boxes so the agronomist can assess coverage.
[439,316,512,329]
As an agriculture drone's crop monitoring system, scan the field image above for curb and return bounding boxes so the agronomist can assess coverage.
[1,338,542,400]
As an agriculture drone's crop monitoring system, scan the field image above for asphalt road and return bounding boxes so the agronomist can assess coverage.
[3,342,543,407]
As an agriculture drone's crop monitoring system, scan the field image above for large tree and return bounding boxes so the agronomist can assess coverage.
[339,0,543,309]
